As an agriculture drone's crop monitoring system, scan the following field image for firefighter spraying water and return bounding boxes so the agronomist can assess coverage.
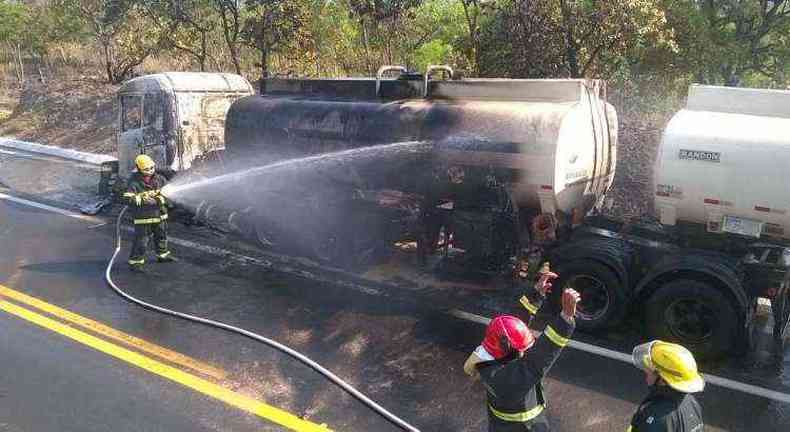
[123,154,176,271]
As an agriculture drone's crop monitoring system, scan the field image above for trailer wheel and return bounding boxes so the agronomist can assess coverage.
[555,260,625,331]
[645,279,738,359]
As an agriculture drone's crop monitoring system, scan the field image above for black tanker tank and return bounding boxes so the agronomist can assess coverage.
[179,67,618,270]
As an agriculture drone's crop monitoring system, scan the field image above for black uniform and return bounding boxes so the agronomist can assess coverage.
[628,385,704,432]
[477,288,575,432]
[123,171,171,266]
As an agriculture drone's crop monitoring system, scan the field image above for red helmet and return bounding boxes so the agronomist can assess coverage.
[483,315,535,359]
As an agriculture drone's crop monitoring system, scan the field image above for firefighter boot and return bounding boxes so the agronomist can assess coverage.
[128,260,145,273]
[156,251,177,263]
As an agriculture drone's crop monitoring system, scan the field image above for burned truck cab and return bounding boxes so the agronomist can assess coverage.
[116,72,254,181]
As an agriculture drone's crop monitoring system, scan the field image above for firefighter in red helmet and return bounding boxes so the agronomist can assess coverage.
[464,272,579,431]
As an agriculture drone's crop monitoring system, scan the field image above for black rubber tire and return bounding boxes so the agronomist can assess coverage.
[773,279,790,342]
[554,260,626,331]
[645,279,738,360]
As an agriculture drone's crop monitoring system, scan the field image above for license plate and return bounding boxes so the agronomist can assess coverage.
[722,216,763,238]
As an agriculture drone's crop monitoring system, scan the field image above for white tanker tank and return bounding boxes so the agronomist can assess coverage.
[655,85,790,242]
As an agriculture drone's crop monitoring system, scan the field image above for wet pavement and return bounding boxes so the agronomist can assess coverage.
[2,151,790,431]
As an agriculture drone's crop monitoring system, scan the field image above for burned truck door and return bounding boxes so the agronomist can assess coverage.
[142,91,169,170]
[118,91,169,178]
[118,94,144,179]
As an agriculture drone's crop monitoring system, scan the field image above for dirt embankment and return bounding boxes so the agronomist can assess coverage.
[0,79,118,156]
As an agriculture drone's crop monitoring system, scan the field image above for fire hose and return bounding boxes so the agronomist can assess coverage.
[105,206,420,432]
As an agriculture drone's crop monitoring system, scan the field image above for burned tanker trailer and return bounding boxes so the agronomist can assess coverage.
[219,67,617,274]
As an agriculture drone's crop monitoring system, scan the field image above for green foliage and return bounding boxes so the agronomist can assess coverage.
[1,0,788,93]
[243,0,312,77]
[0,1,28,45]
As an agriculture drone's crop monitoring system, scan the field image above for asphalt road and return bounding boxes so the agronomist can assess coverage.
[3,190,790,431]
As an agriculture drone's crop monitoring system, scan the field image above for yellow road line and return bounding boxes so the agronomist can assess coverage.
[0,299,332,431]
[0,284,226,380]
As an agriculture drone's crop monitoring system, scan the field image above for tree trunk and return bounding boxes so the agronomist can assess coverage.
[559,0,580,78]
[199,32,208,72]
[260,46,268,93]
[461,1,479,76]
[37,59,46,85]
[58,45,68,65]
[102,40,115,83]
[360,19,373,76]
[229,44,241,75]
[15,43,25,87]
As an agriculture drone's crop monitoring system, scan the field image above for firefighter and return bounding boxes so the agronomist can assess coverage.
[627,341,705,432]
[123,154,175,271]
[464,271,579,432]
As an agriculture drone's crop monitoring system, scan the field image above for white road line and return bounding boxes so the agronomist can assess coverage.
[8,192,790,406]
[0,193,102,223]
[448,309,790,405]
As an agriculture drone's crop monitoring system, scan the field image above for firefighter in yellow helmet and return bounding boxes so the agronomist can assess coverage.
[123,155,175,272]
[627,341,705,432]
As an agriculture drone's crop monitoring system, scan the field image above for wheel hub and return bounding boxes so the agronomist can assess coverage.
[665,298,715,343]
[566,275,610,322]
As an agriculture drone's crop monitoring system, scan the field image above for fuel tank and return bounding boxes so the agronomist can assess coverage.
[225,76,618,217]
[655,85,790,242]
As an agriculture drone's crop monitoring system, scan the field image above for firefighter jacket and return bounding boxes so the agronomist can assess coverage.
[628,385,703,432]
[123,172,169,225]
[476,291,575,431]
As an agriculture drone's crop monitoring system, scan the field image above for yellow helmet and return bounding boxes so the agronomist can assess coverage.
[632,340,705,393]
[135,154,155,175]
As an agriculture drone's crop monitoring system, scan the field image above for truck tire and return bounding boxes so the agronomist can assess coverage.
[645,279,738,359]
[554,260,626,331]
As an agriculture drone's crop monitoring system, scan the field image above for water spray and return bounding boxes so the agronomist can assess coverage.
[161,141,432,198]
[105,206,421,432]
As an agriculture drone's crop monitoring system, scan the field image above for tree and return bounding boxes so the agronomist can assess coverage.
[60,0,171,83]
[343,0,423,74]
[479,0,675,79]
[145,0,219,72]
[0,0,29,83]
[692,0,790,86]
[459,0,496,75]
[408,0,468,72]
[212,0,244,75]
[243,0,311,83]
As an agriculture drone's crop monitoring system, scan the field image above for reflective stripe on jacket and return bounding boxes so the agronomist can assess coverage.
[477,312,575,431]
[124,172,168,223]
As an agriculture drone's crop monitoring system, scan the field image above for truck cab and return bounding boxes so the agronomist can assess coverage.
[117,72,254,180]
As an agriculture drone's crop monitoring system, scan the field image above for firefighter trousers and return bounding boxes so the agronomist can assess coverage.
[128,222,170,265]
[489,411,550,432]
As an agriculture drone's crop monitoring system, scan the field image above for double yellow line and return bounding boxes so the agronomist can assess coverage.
[0,284,332,431]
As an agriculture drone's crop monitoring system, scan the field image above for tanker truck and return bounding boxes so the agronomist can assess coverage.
[125,67,790,358]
